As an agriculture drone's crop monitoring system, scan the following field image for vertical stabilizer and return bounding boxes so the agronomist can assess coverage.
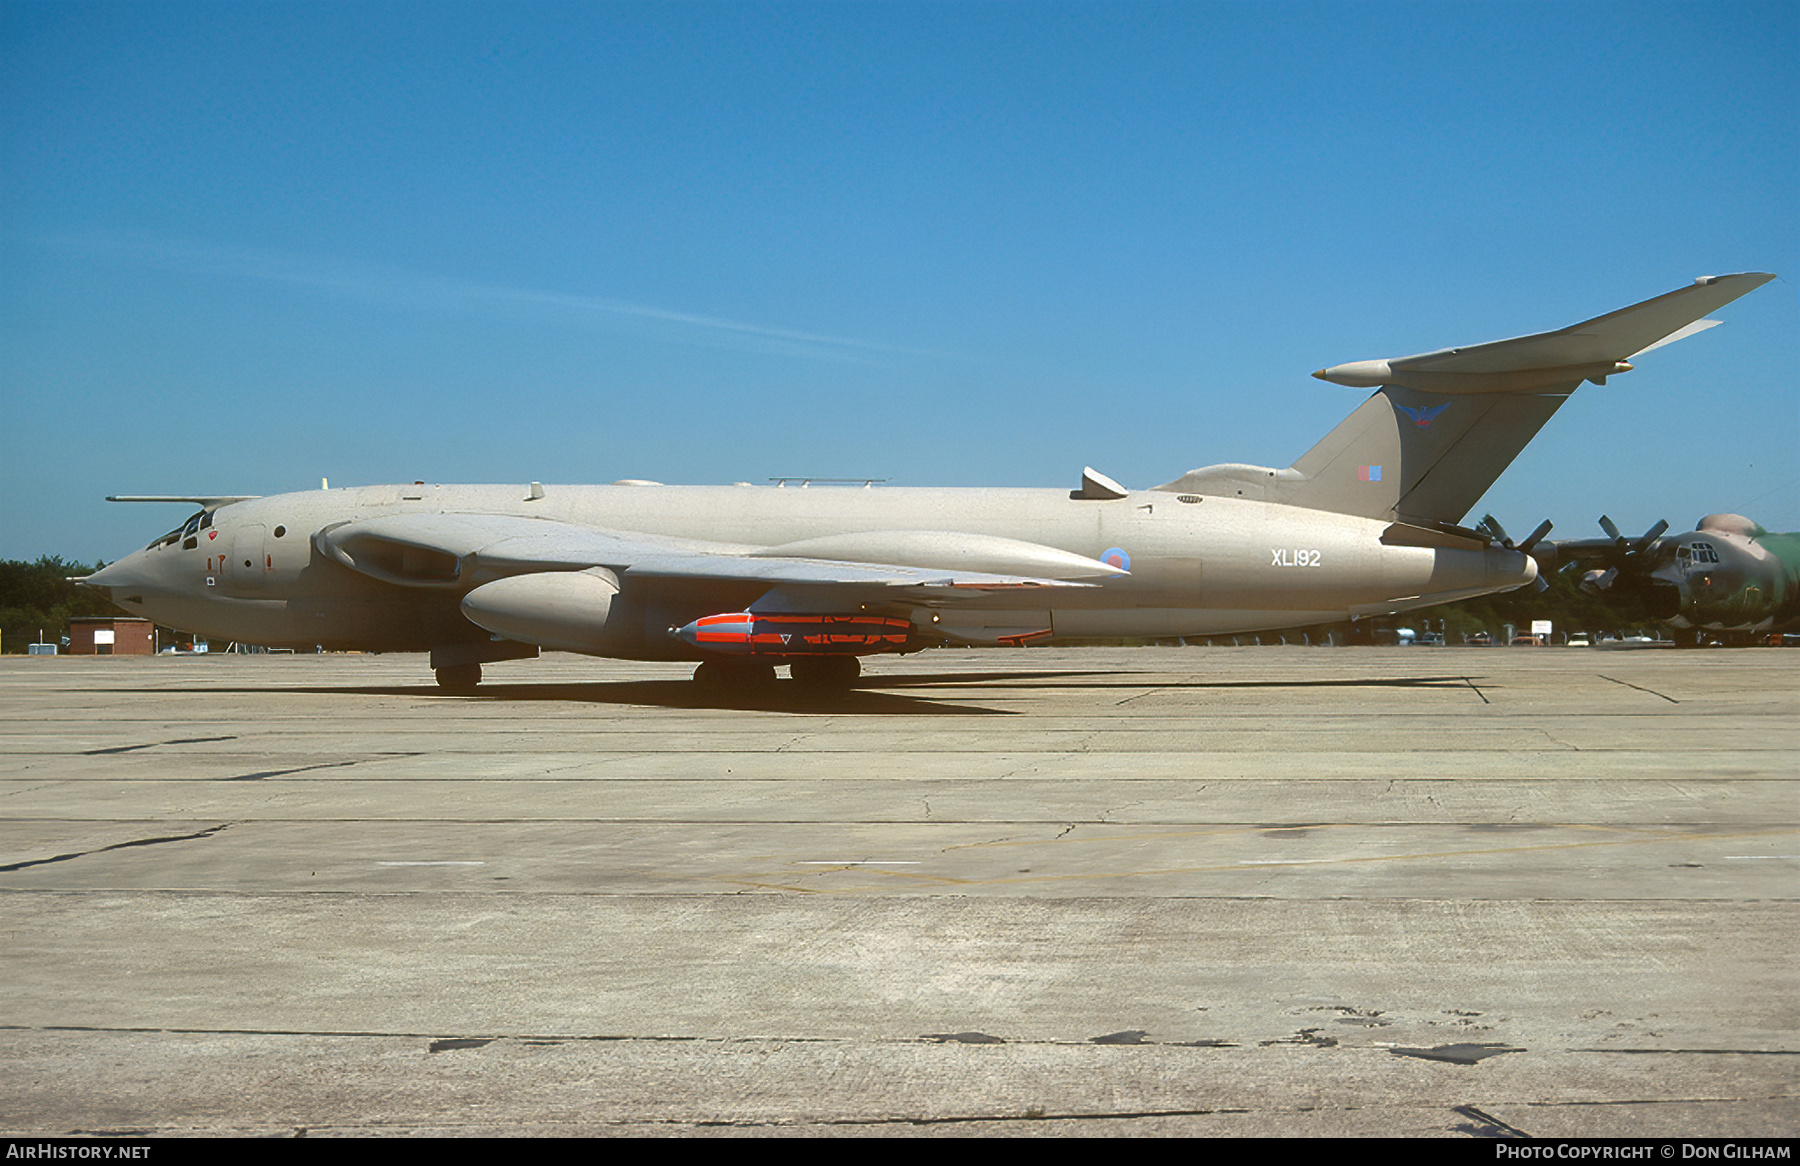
[1284,384,1572,524]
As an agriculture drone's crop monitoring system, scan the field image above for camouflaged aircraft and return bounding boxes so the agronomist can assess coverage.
[1547,512,1800,643]
[84,273,1775,690]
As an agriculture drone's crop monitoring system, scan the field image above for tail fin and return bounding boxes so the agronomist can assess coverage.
[1282,383,1570,524]
[1155,273,1775,526]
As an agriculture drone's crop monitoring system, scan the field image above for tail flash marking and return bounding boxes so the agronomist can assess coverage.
[1396,402,1450,428]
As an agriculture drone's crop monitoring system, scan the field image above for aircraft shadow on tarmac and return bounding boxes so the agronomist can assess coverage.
[99,680,1012,715]
[867,670,1480,691]
[100,670,1482,715]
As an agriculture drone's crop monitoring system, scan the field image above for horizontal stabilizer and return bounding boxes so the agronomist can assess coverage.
[1631,318,1721,356]
[1314,272,1774,393]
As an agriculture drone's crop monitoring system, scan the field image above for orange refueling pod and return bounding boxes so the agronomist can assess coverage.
[676,612,912,656]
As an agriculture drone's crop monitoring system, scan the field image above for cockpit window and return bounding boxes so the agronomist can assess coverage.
[1677,543,1720,565]
[178,510,205,550]
[148,510,208,551]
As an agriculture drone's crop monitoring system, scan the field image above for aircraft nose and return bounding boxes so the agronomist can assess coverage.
[83,553,153,595]
[1689,565,1742,607]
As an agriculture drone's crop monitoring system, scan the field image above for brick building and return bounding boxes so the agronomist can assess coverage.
[67,617,155,655]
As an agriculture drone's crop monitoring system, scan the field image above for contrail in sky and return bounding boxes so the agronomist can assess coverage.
[46,234,948,360]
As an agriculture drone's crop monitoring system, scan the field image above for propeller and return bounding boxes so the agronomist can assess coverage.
[1635,519,1670,552]
[1478,515,1553,554]
[1577,517,1671,595]
[1598,515,1669,556]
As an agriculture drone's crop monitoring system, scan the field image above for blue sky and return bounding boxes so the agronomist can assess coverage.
[3,1,1795,561]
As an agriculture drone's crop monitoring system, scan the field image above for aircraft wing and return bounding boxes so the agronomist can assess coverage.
[622,553,1088,592]
[1532,538,1633,576]
[1535,515,1674,570]
[314,512,1112,596]
[107,494,260,509]
[1538,536,1627,560]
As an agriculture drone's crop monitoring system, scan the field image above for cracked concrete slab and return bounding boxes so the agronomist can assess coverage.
[0,647,1793,1137]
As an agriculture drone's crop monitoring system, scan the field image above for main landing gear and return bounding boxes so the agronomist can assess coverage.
[434,662,482,693]
[691,656,862,690]
[691,659,776,690]
[788,656,861,688]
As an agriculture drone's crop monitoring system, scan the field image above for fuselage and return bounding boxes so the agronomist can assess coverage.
[89,482,1537,658]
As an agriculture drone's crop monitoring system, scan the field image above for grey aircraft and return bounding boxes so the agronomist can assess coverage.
[84,273,1774,690]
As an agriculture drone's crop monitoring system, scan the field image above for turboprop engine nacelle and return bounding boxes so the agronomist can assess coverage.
[675,612,912,656]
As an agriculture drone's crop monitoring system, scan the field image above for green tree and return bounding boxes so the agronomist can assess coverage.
[0,557,126,652]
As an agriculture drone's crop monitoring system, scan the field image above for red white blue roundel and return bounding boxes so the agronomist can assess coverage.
[1101,547,1131,571]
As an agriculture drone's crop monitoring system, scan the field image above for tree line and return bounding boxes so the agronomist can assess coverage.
[0,558,126,652]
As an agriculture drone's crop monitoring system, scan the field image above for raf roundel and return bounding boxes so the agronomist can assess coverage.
[1101,547,1131,572]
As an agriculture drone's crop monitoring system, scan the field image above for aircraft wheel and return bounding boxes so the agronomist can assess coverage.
[692,659,777,689]
[435,662,482,693]
[789,656,861,688]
